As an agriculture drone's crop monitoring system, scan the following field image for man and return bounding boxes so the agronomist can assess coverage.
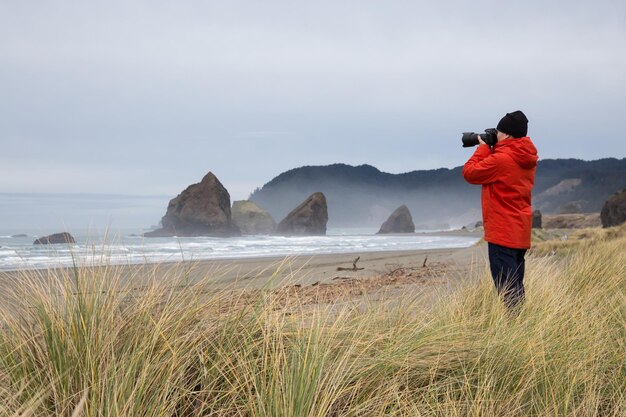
[462,110,538,310]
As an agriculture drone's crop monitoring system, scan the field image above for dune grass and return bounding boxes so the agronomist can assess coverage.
[530,222,626,257]
[0,225,624,416]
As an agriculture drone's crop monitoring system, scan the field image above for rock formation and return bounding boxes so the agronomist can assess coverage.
[377,205,415,234]
[232,200,276,235]
[145,172,239,237]
[34,232,76,245]
[601,189,626,228]
[276,192,328,236]
[532,210,542,229]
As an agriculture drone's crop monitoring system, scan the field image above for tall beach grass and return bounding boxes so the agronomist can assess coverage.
[0,224,624,416]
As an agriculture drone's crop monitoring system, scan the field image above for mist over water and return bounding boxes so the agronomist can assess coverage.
[0,193,480,271]
[0,193,169,235]
[250,181,482,230]
[1,189,480,236]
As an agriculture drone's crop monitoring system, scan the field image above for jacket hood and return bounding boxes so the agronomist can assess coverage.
[497,137,538,169]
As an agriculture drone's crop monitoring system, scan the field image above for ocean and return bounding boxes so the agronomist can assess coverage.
[0,228,479,271]
[0,193,479,271]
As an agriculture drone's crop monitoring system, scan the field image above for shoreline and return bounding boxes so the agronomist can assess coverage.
[0,229,483,273]
[0,241,487,293]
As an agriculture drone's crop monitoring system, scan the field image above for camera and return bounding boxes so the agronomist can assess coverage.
[461,128,497,148]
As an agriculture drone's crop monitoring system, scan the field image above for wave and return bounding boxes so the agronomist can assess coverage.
[0,232,479,271]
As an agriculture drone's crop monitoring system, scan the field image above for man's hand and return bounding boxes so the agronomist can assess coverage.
[477,135,487,146]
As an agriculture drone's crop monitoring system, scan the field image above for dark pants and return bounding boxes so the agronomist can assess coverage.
[488,242,527,310]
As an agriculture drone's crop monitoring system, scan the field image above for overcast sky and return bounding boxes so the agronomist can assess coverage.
[2,0,625,201]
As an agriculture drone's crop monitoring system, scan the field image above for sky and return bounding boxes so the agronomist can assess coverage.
[2,0,625,201]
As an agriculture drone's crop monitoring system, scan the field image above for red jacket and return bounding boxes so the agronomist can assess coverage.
[462,137,538,249]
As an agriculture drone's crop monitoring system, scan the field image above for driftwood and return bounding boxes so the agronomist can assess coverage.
[332,276,358,281]
[337,256,364,271]
[422,256,428,267]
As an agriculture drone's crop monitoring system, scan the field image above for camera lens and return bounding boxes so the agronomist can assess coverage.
[462,132,479,148]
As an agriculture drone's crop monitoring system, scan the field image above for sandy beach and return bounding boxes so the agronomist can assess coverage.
[0,230,487,308]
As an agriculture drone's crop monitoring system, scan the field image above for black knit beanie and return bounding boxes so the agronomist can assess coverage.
[496,110,528,138]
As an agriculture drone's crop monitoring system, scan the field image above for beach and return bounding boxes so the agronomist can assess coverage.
[162,241,487,289]
[0,232,486,310]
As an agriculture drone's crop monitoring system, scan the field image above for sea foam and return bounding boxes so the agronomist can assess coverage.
[0,229,479,271]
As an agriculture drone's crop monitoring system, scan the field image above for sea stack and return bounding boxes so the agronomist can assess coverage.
[232,200,276,235]
[33,232,76,245]
[145,172,239,237]
[276,192,328,236]
[377,205,415,234]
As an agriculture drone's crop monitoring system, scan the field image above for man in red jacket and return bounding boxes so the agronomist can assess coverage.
[462,111,538,310]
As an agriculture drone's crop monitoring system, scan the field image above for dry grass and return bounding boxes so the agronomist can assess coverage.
[530,222,626,257]
[0,224,624,416]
